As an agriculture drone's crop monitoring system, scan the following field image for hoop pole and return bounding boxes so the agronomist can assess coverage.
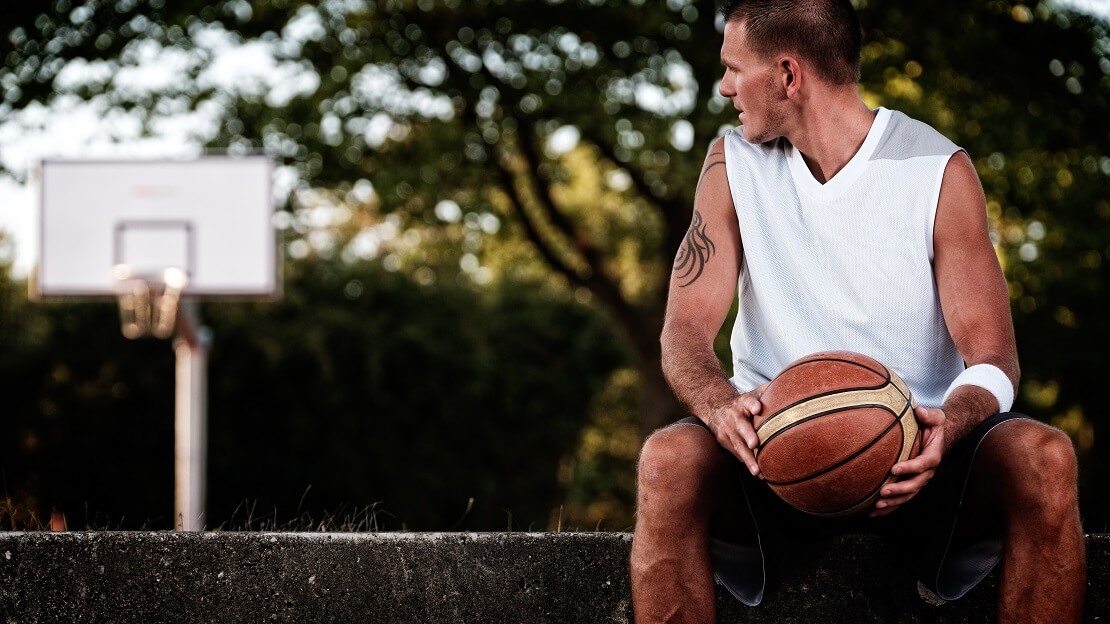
[172,299,210,531]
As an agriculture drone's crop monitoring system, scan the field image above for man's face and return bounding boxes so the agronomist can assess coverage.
[719,20,785,144]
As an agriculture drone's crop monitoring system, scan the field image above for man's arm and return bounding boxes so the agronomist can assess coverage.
[931,150,1020,437]
[875,150,1018,514]
[661,137,765,476]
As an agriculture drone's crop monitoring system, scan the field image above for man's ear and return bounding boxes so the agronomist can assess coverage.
[778,56,803,97]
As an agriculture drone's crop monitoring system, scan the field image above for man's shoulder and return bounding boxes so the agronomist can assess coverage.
[871,109,961,162]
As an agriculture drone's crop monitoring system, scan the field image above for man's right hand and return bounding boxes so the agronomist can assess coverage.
[705,382,769,478]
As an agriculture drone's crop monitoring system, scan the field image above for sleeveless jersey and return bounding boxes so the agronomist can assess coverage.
[723,107,966,408]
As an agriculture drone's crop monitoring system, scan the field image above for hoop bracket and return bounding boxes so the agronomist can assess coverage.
[114,265,189,339]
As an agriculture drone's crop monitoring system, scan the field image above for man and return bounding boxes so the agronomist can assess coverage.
[631,0,1086,622]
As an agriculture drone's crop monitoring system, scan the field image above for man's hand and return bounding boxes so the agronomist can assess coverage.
[871,405,946,517]
[705,383,769,478]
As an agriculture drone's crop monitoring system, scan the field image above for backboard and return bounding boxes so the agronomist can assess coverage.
[33,156,279,299]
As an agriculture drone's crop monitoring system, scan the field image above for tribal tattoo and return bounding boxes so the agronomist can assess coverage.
[695,159,725,196]
[673,208,716,287]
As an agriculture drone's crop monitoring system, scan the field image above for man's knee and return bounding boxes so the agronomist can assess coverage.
[637,423,721,501]
[985,420,1078,515]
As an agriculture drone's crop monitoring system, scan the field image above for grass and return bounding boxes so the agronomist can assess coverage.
[2,485,629,532]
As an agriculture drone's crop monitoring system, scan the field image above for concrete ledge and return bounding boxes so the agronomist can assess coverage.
[0,532,1105,623]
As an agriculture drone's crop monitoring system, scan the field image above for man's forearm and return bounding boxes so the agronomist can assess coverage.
[661,321,741,422]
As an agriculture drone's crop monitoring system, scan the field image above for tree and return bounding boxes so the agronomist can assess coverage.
[0,248,625,530]
[3,0,717,433]
[0,232,177,529]
[3,0,1108,525]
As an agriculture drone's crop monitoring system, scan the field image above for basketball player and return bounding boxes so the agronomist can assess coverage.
[631,1,1086,622]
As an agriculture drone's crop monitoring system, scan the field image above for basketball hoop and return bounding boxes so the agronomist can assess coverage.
[37,157,279,532]
[113,265,189,339]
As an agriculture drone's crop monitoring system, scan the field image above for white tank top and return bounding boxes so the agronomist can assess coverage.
[724,107,966,408]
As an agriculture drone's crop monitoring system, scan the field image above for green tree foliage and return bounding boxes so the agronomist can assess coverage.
[0,250,624,530]
[2,0,1108,526]
[205,256,624,530]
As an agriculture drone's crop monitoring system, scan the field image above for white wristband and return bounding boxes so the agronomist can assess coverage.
[942,364,1014,413]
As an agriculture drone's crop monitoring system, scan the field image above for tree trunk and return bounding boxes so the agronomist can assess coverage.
[613,305,686,438]
[635,352,684,439]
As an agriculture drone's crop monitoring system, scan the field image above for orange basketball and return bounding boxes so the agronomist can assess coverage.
[753,351,922,517]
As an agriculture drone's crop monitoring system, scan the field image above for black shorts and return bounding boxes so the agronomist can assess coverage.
[679,411,1029,606]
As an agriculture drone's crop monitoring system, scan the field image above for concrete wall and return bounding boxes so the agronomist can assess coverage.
[0,532,1105,623]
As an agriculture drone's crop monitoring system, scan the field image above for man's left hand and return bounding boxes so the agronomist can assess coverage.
[871,405,946,517]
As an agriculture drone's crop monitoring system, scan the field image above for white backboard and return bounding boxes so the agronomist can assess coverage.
[35,157,279,298]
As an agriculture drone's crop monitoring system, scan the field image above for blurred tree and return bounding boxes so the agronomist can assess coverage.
[0,246,625,530]
[2,0,1107,525]
[0,231,176,529]
[203,254,625,530]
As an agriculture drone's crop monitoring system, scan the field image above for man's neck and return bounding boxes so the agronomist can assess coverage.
[788,96,876,184]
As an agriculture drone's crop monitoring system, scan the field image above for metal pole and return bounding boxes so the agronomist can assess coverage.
[173,300,211,531]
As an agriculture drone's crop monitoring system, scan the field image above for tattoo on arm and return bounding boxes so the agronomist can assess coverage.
[673,208,716,287]
[695,158,725,196]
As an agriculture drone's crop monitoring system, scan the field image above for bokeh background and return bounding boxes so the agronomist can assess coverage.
[0,0,1107,532]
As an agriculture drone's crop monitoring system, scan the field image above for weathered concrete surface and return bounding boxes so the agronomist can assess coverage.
[0,532,1104,623]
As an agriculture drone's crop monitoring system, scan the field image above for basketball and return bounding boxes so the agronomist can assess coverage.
[753,351,922,517]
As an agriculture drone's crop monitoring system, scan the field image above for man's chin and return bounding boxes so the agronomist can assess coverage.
[741,124,779,145]
[740,124,764,143]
